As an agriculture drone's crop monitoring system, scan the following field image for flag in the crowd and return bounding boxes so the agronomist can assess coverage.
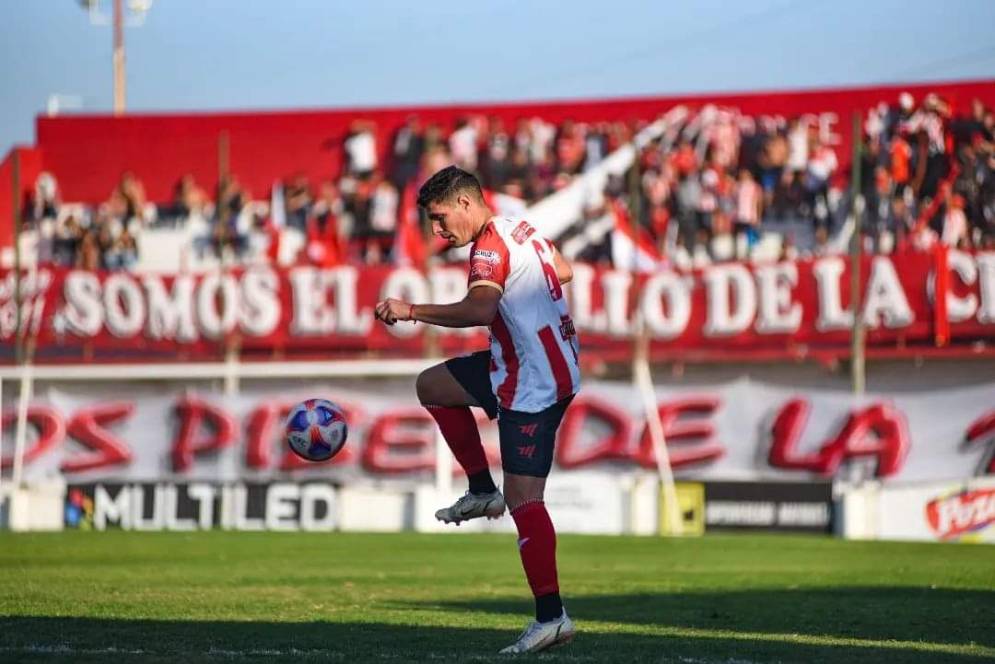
[483,189,528,219]
[306,213,342,268]
[610,199,662,273]
[266,180,286,264]
[393,182,427,268]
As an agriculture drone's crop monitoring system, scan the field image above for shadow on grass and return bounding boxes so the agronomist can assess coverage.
[2,587,993,664]
[407,586,995,662]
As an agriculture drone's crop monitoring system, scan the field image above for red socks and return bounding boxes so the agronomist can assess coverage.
[511,501,560,598]
[427,407,563,620]
[425,405,489,476]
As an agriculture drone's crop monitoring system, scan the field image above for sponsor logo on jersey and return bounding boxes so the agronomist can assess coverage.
[473,249,501,263]
[925,488,995,540]
[559,316,576,340]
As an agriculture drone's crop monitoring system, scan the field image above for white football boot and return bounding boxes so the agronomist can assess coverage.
[499,611,575,654]
[434,489,506,525]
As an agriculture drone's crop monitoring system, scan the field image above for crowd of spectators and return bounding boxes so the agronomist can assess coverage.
[576,91,994,268]
[28,170,146,271]
[19,91,995,272]
[859,93,995,253]
[574,109,846,268]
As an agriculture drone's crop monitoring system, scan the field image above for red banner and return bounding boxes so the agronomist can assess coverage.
[2,250,993,363]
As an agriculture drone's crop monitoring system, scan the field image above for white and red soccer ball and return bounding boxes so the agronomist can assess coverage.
[285,398,348,462]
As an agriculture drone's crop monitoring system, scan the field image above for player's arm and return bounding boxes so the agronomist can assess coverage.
[550,243,572,284]
[375,285,501,328]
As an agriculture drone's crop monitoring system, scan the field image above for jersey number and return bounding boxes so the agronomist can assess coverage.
[532,239,576,359]
[532,240,563,301]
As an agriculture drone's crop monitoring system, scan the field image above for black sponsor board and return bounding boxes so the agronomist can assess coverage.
[704,481,833,533]
[65,482,337,531]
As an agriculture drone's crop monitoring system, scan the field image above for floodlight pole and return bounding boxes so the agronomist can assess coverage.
[113,0,125,115]
[85,0,152,114]
[849,112,865,395]
[624,133,682,536]
[2,151,19,510]
[218,130,230,183]
[12,151,23,366]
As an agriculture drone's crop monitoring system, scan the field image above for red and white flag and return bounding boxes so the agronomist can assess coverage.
[610,199,662,273]
[393,182,427,268]
[266,180,286,264]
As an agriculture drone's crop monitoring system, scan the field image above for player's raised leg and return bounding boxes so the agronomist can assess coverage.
[417,355,505,524]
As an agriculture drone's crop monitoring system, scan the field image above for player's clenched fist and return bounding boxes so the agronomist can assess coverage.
[374,298,414,325]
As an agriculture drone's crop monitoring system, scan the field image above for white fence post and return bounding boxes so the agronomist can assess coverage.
[12,363,33,490]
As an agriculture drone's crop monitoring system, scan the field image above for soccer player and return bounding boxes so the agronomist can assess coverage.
[374,166,580,654]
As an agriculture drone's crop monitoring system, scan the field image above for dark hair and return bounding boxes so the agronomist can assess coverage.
[416,165,484,208]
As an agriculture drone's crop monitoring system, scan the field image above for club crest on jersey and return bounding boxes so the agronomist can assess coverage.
[511,220,536,244]
[471,262,495,279]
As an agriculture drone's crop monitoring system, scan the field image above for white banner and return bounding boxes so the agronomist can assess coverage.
[3,376,993,485]
[844,478,995,542]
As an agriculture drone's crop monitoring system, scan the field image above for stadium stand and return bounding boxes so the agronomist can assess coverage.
[6,81,995,274]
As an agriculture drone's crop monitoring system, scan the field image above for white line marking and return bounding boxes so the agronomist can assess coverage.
[678,657,763,664]
[1,645,149,655]
[0,646,587,661]
[0,645,349,658]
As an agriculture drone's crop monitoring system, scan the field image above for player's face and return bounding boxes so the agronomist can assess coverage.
[426,196,474,248]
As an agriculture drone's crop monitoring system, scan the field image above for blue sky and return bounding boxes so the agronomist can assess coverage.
[2,0,994,156]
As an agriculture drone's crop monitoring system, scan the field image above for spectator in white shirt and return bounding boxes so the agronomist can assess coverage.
[345,121,378,177]
[370,177,399,235]
[806,139,838,227]
[786,119,810,173]
[449,117,479,172]
[32,172,61,222]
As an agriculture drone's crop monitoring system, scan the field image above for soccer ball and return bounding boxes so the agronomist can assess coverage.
[285,398,348,462]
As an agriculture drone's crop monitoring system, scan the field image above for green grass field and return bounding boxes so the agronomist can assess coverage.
[0,531,992,663]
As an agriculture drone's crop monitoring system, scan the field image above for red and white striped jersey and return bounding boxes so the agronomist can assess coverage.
[468,217,581,413]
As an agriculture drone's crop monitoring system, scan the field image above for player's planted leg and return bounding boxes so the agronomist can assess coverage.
[500,473,574,654]
[499,611,575,655]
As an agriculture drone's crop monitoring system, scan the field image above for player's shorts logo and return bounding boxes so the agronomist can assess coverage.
[517,444,536,458]
[519,423,538,437]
